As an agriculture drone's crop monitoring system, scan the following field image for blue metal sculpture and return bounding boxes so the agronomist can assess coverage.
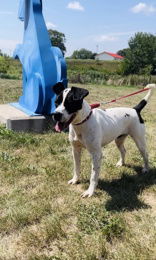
[13,0,67,115]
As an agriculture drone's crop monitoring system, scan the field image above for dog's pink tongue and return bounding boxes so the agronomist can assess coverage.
[55,122,63,132]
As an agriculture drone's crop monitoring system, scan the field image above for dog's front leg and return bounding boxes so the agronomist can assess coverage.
[82,149,102,198]
[68,141,82,185]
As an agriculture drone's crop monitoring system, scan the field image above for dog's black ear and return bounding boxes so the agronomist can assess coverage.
[71,87,89,100]
[53,82,65,95]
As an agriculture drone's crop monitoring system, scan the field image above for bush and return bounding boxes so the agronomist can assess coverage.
[0,56,10,74]
[119,32,156,75]
[0,57,22,80]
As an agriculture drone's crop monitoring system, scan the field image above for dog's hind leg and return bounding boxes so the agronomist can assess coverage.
[68,141,82,184]
[130,126,149,173]
[115,135,127,167]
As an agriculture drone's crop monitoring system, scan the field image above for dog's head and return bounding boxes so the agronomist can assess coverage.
[52,82,89,132]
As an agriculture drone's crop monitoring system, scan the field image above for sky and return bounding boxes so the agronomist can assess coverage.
[0,0,156,57]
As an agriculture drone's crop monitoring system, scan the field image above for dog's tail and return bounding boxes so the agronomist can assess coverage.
[134,84,156,112]
[133,84,156,123]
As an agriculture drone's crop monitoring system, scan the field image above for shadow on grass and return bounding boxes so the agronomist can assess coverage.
[98,166,156,212]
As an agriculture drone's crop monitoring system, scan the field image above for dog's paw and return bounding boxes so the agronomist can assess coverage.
[142,167,149,174]
[68,178,79,185]
[81,189,94,198]
[116,160,124,167]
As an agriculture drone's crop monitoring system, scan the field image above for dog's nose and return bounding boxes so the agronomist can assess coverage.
[52,112,62,122]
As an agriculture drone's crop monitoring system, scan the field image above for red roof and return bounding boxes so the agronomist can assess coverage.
[97,51,124,59]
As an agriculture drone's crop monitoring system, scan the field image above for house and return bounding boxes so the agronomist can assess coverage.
[95,51,124,61]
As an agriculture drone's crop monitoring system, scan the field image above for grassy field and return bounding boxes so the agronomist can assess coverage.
[0,78,156,260]
[1,58,156,86]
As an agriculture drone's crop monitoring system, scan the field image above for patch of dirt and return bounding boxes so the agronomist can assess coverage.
[142,193,156,217]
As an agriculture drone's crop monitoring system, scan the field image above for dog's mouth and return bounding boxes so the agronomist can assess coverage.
[55,114,76,132]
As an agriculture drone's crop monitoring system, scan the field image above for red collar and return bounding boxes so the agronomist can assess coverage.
[73,110,92,126]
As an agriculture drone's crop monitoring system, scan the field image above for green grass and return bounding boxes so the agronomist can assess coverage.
[0,58,22,79]
[0,79,156,259]
[67,60,156,85]
[1,58,156,86]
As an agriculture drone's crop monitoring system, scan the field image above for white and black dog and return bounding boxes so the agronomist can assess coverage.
[52,83,155,197]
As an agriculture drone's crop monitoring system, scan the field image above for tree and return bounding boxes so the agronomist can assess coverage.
[0,49,3,56]
[120,32,156,75]
[48,29,66,55]
[117,48,130,58]
[71,48,96,59]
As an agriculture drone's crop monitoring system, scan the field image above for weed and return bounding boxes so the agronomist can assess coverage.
[29,256,61,260]
[77,204,125,241]
[0,151,20,163]
[0,125,40,147]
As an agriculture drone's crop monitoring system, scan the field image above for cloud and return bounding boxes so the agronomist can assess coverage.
[94,31,136,43]
[0,11,14,15]
[46,22,57,29]
[67,1,84,11]
[111,31,136,37]
[97,35,118,42]
[131,2,156,14]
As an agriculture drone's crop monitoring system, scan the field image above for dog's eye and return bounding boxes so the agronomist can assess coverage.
[55,102,59,108]
[55,98,59,107]
[55,94,63,107]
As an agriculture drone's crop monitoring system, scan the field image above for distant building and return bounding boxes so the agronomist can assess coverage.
[95,51,124,61]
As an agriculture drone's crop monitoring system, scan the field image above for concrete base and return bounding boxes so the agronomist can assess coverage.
[0,104,54,132]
